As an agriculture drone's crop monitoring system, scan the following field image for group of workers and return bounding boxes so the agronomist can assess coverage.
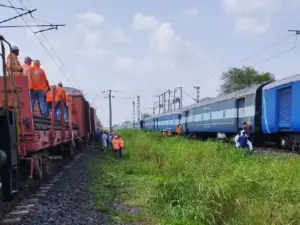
[6,45,70,121]
[161,125,182,137]
[161,123,253,153]
[94,129,125,158]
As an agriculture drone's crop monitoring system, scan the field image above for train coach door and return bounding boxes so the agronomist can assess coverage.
[236,98,245,129]
[184,111,189,132]
[155,118,159,130]
[278,87,292,129]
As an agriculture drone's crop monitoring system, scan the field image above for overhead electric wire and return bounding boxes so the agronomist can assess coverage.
[7,0,76,87]
[182,90,196,101]
[17,0,75,85]
[234,33,297,65]
[0,3,26,10]
[252,42,300,66]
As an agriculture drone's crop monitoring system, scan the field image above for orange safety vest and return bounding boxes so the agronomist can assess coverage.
[46,88,53,102]
[176,126,182,135]
[22,63,35,90]
[112,138,120,150]
[55,86,67,102]
[6,53,22,76]
[118,138,124,148]
[32,66,48,90]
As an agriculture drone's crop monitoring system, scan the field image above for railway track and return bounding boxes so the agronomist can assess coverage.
[0,152,84,225]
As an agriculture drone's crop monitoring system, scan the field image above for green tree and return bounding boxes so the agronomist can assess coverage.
[142,113,151,119]
[220,66,275,94]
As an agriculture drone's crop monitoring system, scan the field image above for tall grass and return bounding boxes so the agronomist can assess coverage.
[90,130,300,225]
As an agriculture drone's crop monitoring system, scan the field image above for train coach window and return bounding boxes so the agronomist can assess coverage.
[223,110,226,118]
[210,112,212,119]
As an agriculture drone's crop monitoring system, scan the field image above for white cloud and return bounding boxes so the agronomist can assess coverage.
[223,0,300,35]
[77,11,105,26]
[76,11,111,56]
[223,0,281,15]
[234,17,270,35]
[111,28,131,43]
[131,13,159,31]
[112,56,153,75]
[113,13,220,102]
[181,7,200,17]
[113,56,135,69]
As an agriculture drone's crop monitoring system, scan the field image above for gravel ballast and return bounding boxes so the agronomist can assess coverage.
[19,146,114,225]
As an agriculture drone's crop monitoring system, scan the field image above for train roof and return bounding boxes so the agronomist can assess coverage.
[263,74,300,91]
[141,83,268,121]
[65,87,88,101]
[181,84,262,111]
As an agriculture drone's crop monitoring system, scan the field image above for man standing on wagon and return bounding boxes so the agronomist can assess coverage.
[31,60,50,117]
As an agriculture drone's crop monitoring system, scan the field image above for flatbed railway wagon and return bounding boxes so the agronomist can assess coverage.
[0,36,80,203]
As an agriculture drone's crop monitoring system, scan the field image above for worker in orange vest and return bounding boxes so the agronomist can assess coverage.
[45,86,54,116]
[31,60,50,117]
[112,135,122,158]
[118,136,124,156]
[176,125,182,135]
[54,82,67,120]
[6,45,23,76]
[22,57,36,106]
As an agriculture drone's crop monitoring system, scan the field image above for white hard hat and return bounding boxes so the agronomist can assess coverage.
[11,46,19,51]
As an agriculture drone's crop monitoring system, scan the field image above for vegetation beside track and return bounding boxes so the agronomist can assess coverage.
[89,130,300,225]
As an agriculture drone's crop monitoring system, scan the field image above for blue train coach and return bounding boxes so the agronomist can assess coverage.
[180,84,267,138]
[261,74,300,149]
[140,111,182,133]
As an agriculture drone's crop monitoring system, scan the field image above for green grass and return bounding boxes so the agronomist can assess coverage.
[89,130,300,225]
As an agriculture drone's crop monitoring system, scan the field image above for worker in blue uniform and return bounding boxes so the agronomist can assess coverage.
[235,129,253,154]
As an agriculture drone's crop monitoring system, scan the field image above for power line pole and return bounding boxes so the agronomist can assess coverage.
[193,86,200,103]
[163,92,166,112]
[179,87,183,109]
[157,95,161,114]
[102,90,117,133]
[133,101,135,128]
[173,89,177,110]
[137,95,140,122]
[168,89,171,111]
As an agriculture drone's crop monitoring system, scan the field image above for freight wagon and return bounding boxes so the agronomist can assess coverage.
[0,36,102,203]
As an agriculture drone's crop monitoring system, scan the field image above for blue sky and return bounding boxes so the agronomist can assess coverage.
[1,0,300,127]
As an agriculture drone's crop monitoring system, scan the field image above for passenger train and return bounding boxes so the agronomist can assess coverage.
[120,74,300,150]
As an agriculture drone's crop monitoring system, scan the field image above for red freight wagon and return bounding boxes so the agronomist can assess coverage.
[84,100,91,134]
[0,36,92,202]
[0,75,79,181]
[90,107,96,133]
[65,87,90,143]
